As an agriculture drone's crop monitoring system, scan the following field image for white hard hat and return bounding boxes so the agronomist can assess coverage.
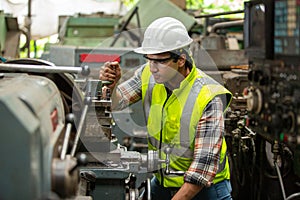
[134,17,193,54]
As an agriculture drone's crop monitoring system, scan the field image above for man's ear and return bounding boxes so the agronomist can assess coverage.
[178,54,186,68]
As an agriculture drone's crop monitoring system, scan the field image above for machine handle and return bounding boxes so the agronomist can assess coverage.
[70,97,91,157]
[60,113,75,160]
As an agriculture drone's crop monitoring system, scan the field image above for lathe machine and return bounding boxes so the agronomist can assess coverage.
[0,59,176,200]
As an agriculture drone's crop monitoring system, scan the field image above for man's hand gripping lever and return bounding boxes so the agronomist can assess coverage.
[99,61,121,90]
[99,61,121,101]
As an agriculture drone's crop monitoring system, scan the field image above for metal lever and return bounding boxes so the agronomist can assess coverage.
[60,113,75,160]
[70,97,91,157]
[164,146,185,176]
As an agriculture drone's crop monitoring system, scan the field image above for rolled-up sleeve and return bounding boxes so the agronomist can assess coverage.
[115,66,144,110]
[184,96,225,186]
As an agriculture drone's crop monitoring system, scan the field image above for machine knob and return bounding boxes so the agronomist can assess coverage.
[84,96,92,105]
[81,65,90,76]
[77,153,88,166]
[164,146,172,154]
[129,174,137,189]
[69,153,88,173]
[66,113,75,124]
[246,88,263,114]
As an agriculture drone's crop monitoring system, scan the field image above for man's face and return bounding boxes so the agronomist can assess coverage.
[145,52,180,84]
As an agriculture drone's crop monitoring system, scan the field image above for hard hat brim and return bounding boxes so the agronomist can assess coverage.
[134,39,193,55]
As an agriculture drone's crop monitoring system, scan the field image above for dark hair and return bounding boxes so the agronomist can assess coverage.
[169,49,193,70]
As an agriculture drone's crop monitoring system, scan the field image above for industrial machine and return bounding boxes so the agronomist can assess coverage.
[226,0,300,199]
[0,58,185,200]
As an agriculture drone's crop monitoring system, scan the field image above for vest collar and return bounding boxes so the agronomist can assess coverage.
[172,65,198,95]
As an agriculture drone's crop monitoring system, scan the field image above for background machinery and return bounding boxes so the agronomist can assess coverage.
[227,0,300,199]
[0,10,21,59]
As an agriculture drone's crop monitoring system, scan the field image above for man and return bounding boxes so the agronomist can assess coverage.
[99,17,232,200]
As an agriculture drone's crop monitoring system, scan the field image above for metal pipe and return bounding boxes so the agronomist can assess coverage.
[210,20,244,34]
[195,10,244,18]
[0,63,90,76]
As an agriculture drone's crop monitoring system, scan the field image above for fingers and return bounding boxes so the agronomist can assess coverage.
[100,67,115,79]
[102,85,109,99]
[104,61,119,71]
[99,62,121,87]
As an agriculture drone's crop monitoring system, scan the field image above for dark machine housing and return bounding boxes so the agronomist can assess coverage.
[229,0,300,199]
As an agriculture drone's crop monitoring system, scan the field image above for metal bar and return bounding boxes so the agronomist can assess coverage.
[110,6,139,47]
[70,104,89,157]
[147,178,151,200]
[210,20,244,33]
[136,7,142,46]
[274,161,286,200]
[245,126,256,136]
[60,123,72,160]
[195,10,244,18]
[0,63,88,75]
[27,0,32,58]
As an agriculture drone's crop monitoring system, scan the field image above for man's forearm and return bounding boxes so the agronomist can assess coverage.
[172,182,203,200]
[110,85,122,110]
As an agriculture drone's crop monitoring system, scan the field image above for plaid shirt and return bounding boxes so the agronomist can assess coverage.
[116,66,225,187]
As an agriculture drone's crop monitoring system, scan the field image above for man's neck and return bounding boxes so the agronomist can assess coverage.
[165,67,190,90]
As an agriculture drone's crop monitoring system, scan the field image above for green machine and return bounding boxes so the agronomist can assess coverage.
[0,10,20,58]
[57,13,120,47]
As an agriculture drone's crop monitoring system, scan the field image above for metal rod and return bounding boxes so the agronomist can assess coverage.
[286,193,300,200]
[27,0,32,58]
[210,20,244,33]
[245,126,256,136]
[60,123,72,160]
[136,7,142,46]
[195,10,244,18]
[70,104,89,157]
[147,178,151,200]
[0,63,88,75]
[110,6,139,47]
[274,161,287,200]
[166,170,185,176]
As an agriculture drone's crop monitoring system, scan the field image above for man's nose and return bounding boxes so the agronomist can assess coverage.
[149,62,159,73]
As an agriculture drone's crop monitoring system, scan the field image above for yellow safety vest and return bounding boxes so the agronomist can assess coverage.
[141,63,232,188]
